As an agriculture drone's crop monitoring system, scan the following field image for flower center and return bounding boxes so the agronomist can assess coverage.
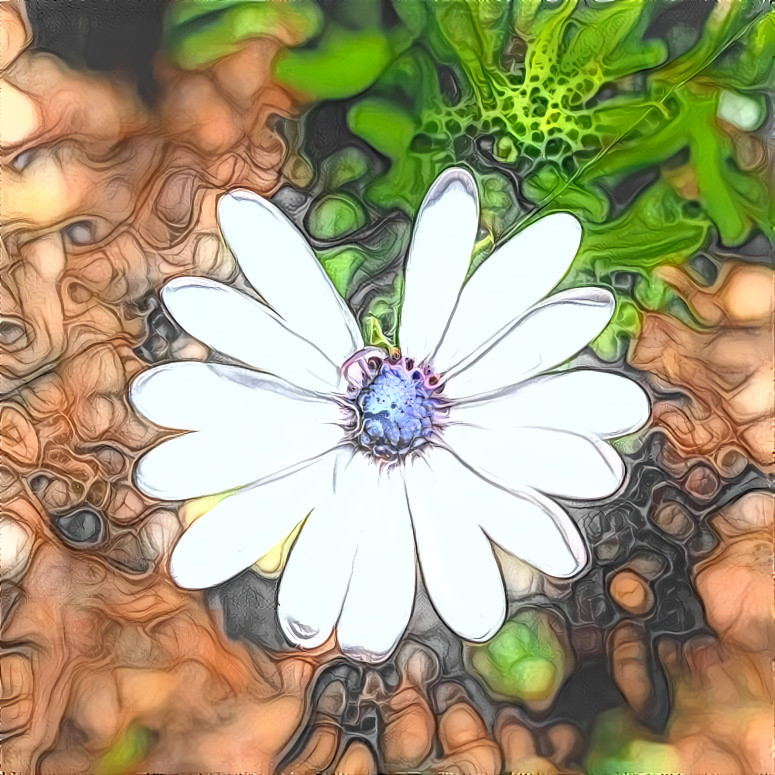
[350,354,443,461]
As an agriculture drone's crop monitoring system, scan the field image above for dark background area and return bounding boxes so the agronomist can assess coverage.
[26,0,169,102]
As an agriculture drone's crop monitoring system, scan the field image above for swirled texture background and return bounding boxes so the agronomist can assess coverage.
[1,0,772,772]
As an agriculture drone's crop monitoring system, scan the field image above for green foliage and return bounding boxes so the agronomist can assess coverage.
[585,709,681,775]
[306,193,367,239]
[319,247,366,296]
[467,608,571,703]
[164,0,324,69]
[97,725,154,775]
[163,0,774,355]
[321,220,411,345]
[274,25,414,99]
[279,0,773,354]
[363,273,405,347]
[562,182,713,358]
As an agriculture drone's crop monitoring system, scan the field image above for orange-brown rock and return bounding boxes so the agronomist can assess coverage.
[494,710,560,775]
[606,492,774,774]
[630,262,774,475]
[609,621,655,717]
[334,740,379,775]
[0,10,332,773]
[379,644,437,770]
[608,569,655,615]
[436,699,502,775]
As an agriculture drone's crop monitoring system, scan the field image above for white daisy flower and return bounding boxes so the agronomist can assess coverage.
[130,168,650,663]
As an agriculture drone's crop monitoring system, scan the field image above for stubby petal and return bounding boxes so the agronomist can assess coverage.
[218,190,362,365]
[277,451,370,650]
[443,424,626,501]
[399,168,479,364]
[162,278,342,394]
[450,370,650,439]
[130,361,344,432]
[404,454,506,642]
[432,213,582,370]
[443,287,615,399]
[169,451,339,589]
[336,466,416,663]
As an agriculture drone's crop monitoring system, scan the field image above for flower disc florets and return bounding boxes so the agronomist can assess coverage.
[344,352,444,461]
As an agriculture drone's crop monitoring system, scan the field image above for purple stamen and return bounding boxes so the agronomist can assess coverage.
[351,352,445,461]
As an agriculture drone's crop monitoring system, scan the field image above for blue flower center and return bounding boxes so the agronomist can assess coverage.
[355,356,441,461]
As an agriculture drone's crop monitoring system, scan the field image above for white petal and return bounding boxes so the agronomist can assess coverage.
[130,361,344,431]
[134,418,343,501]
[476,486,587,579]
[443,424,625,500]
[218,190,362,364]
[443,287,615,399]
[432,213,582,371]
[277,451,372,649]
[398,168,479,363]
[169,451,338,589]
[450,370,650,439]
[411,449,586,578]
[404,453,506,642]
[337,466,416,663]
[162,277,343,394]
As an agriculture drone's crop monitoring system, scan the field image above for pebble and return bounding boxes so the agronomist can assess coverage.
[609,570,654,615]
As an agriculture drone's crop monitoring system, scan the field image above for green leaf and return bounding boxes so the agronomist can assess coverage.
[364,274,404,346]
[574,183,712,281]
[98,725,154,775]
[275,26,413,99]
[323,147,370,188]
[433,0,512,93]
[586,709,682,775]
[711,10,775,91]
[319,247,366,296]
[468,609,571,703]
[306,193,367,239]
[165,0,323,69]
[523,163,610,223]
[584,86,773,246]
